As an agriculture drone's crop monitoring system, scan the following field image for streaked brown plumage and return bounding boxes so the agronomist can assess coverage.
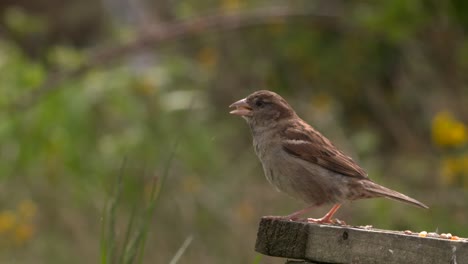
[230,90,427,223]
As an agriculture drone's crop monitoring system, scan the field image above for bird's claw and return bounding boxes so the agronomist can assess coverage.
[307,217,332,224]
[306,217,346,225]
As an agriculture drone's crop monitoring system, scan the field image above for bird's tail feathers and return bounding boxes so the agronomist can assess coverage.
[362,181,428,209]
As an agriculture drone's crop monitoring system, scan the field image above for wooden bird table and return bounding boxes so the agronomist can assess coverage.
[255,217,468,264]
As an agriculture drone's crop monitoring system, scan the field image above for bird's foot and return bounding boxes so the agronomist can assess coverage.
[264,204,344,224]
[307,217,346,225]
[306,204,343,224]
[331,218,347,225]
[307,217,333,224]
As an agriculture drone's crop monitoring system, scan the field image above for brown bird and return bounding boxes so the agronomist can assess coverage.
[229,90,427,223]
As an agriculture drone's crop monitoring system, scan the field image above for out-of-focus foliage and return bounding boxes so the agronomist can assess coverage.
[0,0,467,263]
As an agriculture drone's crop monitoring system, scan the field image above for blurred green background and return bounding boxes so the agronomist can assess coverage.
[0,0,467,263]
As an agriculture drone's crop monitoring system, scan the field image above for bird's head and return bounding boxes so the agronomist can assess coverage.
[229,90,296,127]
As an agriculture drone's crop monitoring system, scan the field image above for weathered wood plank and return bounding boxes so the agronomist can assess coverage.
[255,217,468,264]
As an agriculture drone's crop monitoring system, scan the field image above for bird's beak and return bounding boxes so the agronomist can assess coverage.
[229,98,252,116]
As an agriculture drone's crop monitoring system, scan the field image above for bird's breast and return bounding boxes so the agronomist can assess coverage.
[253,137,353,205]
[252,131,272,159]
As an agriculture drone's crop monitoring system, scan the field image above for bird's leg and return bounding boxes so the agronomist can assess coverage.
[307,204,341,224]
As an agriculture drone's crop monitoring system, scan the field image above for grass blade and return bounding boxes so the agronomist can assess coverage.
[100,204,108,264]
[168,235,194,264]
[100,158,127,264]
[136,138,180,264]
[117,206,137,264]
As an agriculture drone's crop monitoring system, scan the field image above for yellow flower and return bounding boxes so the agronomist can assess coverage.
[440,155,468,186]
[17,199,37,220]
[222,0,241,11]
[432,111,467,147]
[310,93,333,113]
[14,223,34,245]
[268,18,286,35]
[0,211,16,233]
[0,201,37,246]
[132,78,156,96]
[450,123,468,146]
[197,48,217,69]
[182,175,201,194]
[441,157,458,185]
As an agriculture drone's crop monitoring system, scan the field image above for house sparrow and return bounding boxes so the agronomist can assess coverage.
[229,90,427,223]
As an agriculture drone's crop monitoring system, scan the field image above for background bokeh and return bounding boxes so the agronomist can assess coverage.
[0,0,467,263]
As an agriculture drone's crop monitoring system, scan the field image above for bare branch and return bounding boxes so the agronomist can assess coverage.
[10,6,341,112]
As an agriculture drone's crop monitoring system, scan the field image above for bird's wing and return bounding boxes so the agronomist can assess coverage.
[281,124,368,179]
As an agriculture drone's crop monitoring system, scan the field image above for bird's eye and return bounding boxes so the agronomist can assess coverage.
[255,100,264,107]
